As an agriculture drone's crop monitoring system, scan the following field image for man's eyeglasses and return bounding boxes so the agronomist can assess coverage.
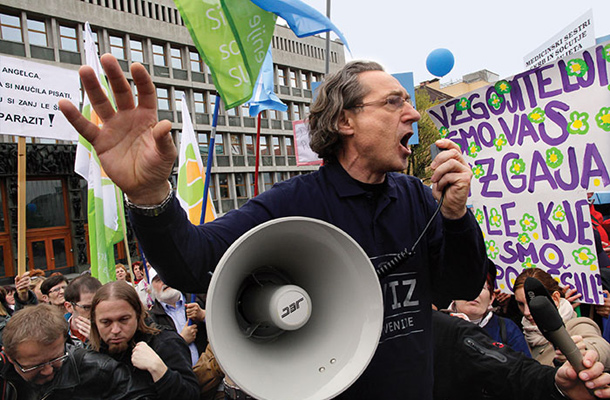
[351,95,413,111]
[13,351,69,373]
[71,302,92,312]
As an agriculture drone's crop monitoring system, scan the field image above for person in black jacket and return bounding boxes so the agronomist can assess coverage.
[0,303,154,399]
[433,310,610,400]
[89,281,199,400]
[148,272,207,366]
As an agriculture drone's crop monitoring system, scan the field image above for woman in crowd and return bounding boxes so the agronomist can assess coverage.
[447,262,531,356]
[513,267,610,368]
[115,263,133,285]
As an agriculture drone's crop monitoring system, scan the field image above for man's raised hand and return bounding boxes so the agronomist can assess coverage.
[58,54,176,205]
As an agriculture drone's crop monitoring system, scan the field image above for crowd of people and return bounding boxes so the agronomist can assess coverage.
[0,55,608,399]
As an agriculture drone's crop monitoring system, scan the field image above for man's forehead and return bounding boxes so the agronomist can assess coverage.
[358,70,407,98]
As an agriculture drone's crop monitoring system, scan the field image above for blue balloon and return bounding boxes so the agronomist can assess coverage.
[426,48,455,77]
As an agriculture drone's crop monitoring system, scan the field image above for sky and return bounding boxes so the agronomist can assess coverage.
[304,0,610,85]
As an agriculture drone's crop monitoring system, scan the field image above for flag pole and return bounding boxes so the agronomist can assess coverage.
[254,112,262,196]
[17,137,27,278]
[200,95,221,225]
[118,188,132,277]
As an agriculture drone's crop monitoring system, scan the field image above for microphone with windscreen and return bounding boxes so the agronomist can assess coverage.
[527,292,585,373]
[524,277,553,305]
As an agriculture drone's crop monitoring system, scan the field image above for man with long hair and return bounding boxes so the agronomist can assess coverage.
[90,281,198,399]
[0,304,153,398]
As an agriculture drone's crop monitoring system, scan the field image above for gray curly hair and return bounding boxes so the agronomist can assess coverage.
[308,61,384,162]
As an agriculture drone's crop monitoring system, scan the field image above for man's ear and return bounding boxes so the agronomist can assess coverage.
[65,301,74,314]
[337,109,355,136]
[551,291,562,308]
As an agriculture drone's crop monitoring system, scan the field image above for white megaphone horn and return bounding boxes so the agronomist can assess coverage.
[206,217,383,400]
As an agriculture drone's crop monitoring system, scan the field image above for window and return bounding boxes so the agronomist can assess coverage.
[171,47,183,69]
[0,13,22,42]
[226,106,237,117]
[198,132,209,155]
[286,136,295,156]
[270,110,281,120]
[157,87,169,110]
[292,104,301,121]
[302,72,311,90]
[235,174,247,198]
[130,39,144,63]
[109,35,125,59]
[214,134,225,155]
[194,92,206,113]
[26,180,67,229]
[263,172,275,192]
[248,173,256,195]
[59,25,78,52]
[245,135,255,156]
[174,89,185,111]
[27,19,47,47]
[210,95,217,115]
[209,174,217,200]
[152,44,166,66]
[218,174,230,199]
[277,67,287,86]
[230,134,242,155]
[260,136,270,155]
[273,136,282,156]
[290,70,298,88]
[189,50,202,72]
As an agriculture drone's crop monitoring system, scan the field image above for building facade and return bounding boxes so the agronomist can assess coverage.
[0,0,346,282]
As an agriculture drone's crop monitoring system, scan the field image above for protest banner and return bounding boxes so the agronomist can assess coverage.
[293,120,322,166]
[0,55,79,140]
[428,41,610,304]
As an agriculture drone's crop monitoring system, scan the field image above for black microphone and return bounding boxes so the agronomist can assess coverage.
[528,296,585,373]
[524,277,553,305]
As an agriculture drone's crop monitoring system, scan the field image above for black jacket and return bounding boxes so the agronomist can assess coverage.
[102,328,199,400]
[433,311,566,400]
[0,343,155,399]
[148,293,208,357]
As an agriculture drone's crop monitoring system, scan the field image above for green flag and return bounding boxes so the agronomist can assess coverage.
[74,22,124,284]
[173,0,276,108]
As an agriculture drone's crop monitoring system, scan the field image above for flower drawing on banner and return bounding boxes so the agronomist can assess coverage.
[567,111,590,135]
[546,147,564,169]
[518,233,531,245]
[519,213,538,231]
[468,141,481,157]
[456,97,471,111]
[493,134,507,151]
[486,240,500,259]
[494,80,512,94]
[603,44,610,62]
[439,126,450,138]
[595,107,610,132]
[522,257,536,269]
[572,247,596,266]
[472,164,485,179]
[509,158,526,175]
[552,204,566,222]
[474,209,485,224]
[489,208,502,227]
[488,92,504,110]
[566,59,589,78]
[528,107,546,124]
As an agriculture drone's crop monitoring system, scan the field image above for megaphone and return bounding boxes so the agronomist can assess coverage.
[206,217,383,400]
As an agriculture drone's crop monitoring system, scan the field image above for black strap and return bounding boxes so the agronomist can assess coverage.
[498,316,508,345]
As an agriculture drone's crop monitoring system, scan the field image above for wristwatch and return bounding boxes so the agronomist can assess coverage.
[124,181,174,217]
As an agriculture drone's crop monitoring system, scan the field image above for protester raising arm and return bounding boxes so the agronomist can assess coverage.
[58,54,176,206]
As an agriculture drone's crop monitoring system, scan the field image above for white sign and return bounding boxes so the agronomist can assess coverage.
[293,120,322,166]
[524,10,595,70]
[0,55,80,140]
[430,40,610,304]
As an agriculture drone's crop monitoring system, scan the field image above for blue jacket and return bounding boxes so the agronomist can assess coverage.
[131,161,487,400]
[483,313,532,357]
